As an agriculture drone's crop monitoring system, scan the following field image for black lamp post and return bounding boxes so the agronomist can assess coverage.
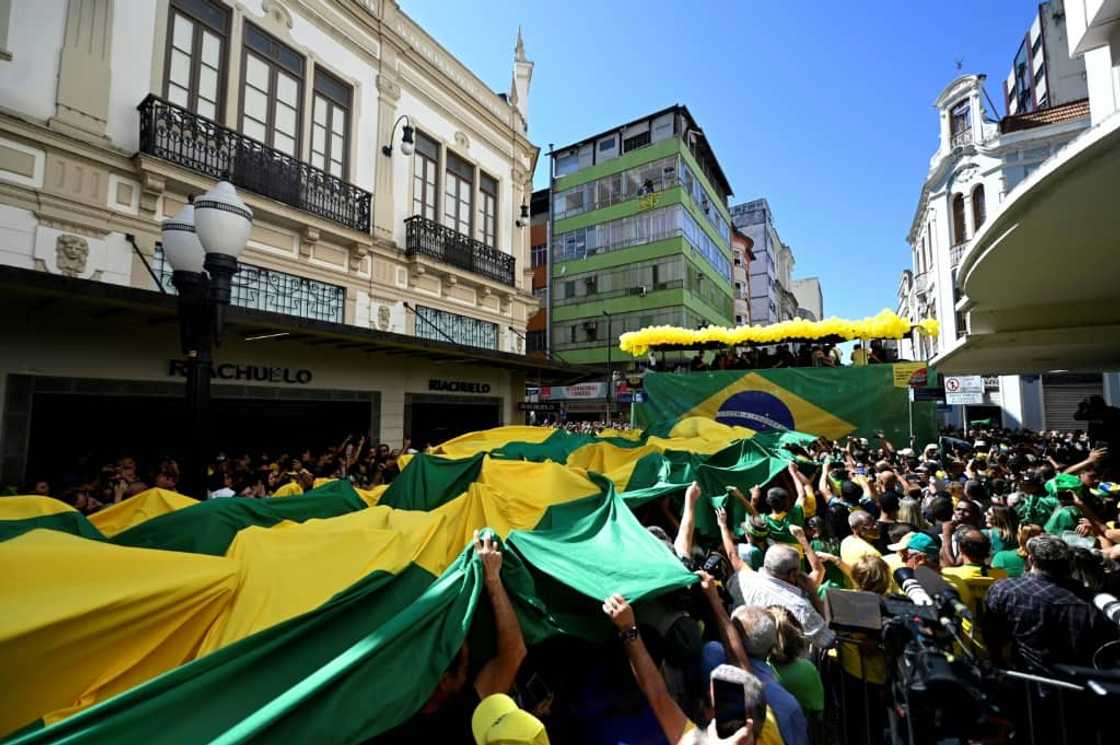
[602,309,612,424]
[161,181,253,499]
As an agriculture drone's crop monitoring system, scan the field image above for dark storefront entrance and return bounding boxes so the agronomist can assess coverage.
[405,393,502,451]
[4,375,377,490]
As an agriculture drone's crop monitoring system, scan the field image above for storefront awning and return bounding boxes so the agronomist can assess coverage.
[0,267,600,385]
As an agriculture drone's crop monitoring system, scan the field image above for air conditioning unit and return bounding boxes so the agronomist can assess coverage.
[628,285,648,297]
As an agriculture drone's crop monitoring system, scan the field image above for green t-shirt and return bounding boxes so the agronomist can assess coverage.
[764,504,805,544]
[984,528,1016,554]
[992,549,1026,578]
[1044,505,1080,535]
[1013,494,1059,527]
[773,656,825,714]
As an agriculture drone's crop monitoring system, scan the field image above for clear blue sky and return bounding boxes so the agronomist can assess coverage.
[401,1,1035,320]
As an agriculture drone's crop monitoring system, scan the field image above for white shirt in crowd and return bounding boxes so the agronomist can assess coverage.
[729,569,836,649]
[209,488,235,499]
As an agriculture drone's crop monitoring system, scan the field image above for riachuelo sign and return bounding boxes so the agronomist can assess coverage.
[634,364,937,444]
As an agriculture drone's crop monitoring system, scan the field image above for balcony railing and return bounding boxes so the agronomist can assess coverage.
[913,271,930,295]
[950,129,973,148]
[404,215,515,287]
[155,247,346,324]
[950,242,968,267]
[138,95,371,233]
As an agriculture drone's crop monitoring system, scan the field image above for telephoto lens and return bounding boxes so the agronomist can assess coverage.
[893,566,933,606]
[1095,593,1120,625]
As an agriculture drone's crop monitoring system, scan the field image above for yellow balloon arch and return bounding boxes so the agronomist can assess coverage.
[618,309,939,357]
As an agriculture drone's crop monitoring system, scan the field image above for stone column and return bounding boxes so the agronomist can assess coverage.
[49,0,114,140]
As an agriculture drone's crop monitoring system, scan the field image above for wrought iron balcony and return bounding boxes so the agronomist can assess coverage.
[405,215,516,287]
[138,95,371,233]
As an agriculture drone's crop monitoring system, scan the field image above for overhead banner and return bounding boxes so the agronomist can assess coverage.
[635,365,937,444]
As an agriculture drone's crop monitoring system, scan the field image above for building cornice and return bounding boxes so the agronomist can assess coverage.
[344,1,534,153]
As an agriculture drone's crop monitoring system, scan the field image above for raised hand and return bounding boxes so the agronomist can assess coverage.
[602,592,636,631]
[474,529,502,583]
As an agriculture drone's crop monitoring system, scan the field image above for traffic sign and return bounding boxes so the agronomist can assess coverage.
[944,375,984,405]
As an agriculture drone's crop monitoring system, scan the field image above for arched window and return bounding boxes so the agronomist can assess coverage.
[952,193,967,244]
[972,185,986,230]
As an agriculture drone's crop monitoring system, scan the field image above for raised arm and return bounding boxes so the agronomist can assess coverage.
[696,571,751,672]
[472,531,528,699]
[727,485,758,516]
[1064,448,1107,476]
[788,462,807,508]
[790,524,825,585]
[716,507,745,573]
[1073,493,1116,549]
[603,593,689,744]
[674,482,702,559]
[818,457,835,502]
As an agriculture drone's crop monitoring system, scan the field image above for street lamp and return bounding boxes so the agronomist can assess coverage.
[161,181,252,498]
[602,310,612,424]
[381,115,414,157]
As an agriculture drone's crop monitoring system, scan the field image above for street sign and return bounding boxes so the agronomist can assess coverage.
[944,375,984,405]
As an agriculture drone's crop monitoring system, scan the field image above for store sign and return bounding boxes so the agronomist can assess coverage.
[429,379,492,394]
[168,360,313,384]
[944,375,984,405]
[539,382,606,400]
[518,401,561,412]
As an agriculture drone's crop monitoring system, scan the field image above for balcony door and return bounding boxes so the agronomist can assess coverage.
[163,0,229,120]
[240,23,304,158]
[444,152,474,238]
[412,131,439,221]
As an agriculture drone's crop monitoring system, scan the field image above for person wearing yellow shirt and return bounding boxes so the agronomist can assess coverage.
[839,511,882,566]
[602,591,781,745]
[940,528,1006,616]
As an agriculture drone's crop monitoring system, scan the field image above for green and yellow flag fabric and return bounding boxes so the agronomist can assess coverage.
[637,367,937,445]
[0,418,812,744]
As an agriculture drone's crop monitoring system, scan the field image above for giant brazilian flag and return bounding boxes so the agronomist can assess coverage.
[636,366,937,446]
[0,420,804,744]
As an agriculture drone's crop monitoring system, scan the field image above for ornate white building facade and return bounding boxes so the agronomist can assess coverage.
[900,71,1105,429]
[0,1,574,483]
[0,0,538,350]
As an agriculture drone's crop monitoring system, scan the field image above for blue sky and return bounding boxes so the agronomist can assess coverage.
[401,1,1036,320]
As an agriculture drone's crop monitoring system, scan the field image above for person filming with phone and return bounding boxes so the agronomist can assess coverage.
[602,592,775,745]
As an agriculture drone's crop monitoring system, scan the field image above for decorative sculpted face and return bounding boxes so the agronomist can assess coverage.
[56,234,90,276]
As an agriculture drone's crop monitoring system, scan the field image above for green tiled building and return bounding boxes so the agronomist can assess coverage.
[547,105,735,367]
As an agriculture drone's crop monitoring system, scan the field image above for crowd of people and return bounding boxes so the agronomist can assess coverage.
[20,435,415,512]
[376,425,1119,744]
[16,422,1120,743]
[670,339,896,373]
